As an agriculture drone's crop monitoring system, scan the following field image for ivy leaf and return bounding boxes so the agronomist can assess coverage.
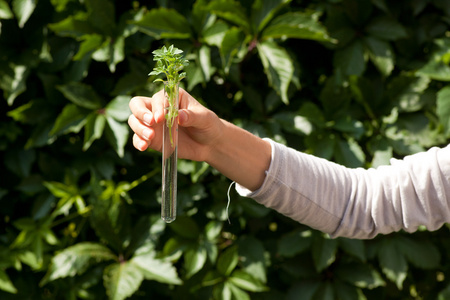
[133,7,191,39]
[378,239,408,289]
[398,236,440,269]
[57,82,103,110]
[257,40,294,104]
[334,138,366,168]
[437,86,450,136]
[0,269,17,294]
[365,16,408,40]
[335,263,385,289]
[238,236,267,283]
[251,0,290,33]
[104,262,143,300]
[12,0,37,28]
[130,252,182,285]
[364,36,394,76]
[217,245,239,276]
[40,242,116,286]
[261,11,336,43]
[207,0,250,33]
[106,95,132,122]
[311,234,338,273]
[0,0,13,19]
[220,27,245,74]
[334,39,366,76]
[228,270,267,292]
[50,104,88,136]
[83,112,106,151]
[277,229,312,258]
[1,64,28,106]
[184,245,207,279]
[105,116,129,158]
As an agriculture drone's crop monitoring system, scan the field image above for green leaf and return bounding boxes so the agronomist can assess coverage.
[364,36,394,76]
[228,270,267,292]
[257,40,294,104]
[311,234,338,273]
[105,116,129,158]
[12,0,37,28]
[378,239,407,289]
[251,0,290,33]
[130,252,182,285]
[313,282,334,300]
[334,138,366,168]
[48,13,93,38]
[278,229,312,257]
[238,236,267,283]
[286,281,320,300]
[41,242,116,285]
[50,104,88,136]
[133,7,191,39]
[184,245,207,278]
[0,269,17,294]
[333,281,365,300]
[57,82,103,109]
[207,0,250,32]
[106,95,132,121]
[417,39,450,81]
[262,11,336,43]
[203,20,230,47]
[365,16,408,40]
[73,34,104,60]
[0,0,13,19]
[104,262,143,300]
[85,0,116,36]
[83,112,106,151]
[437,86,450,135]
[168,216,200,239]
[1,64,28,106]
[397,236,440,269]
[217,245,239,276]
[335,263,385,289]
[334,39,365,76]
[387,75,431,112]
[338,238,366,261]
[220,27,245,73]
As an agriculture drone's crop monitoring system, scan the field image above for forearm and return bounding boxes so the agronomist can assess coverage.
[205,119,271,191]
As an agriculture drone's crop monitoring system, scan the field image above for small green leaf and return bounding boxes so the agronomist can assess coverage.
[0,269,17,294]
[437,86,450,135]
[184,245,207,278]
[251,0,290,33]
[50,104,88,136]
[41,242,116,286]
[168,216,200,239]
[262,11,336,43]
[57,82,103,110]
[278,229,312,257]
[257,40,294,104]
[335,263,385,289]
[83,112,106,151]
[220,27,245,73]
[203,20,230,47]
[134,7,191,39]
[378,239,407,289]
[0,0,13,19]
[364,36,394,76]
[365,16,408,40]
[73,34,104,60]
[12,0,37,28]
[105,95,132,121]
[334,39,366,76]
[398,236,440,269]
[105,116,129,158]
[217,245,239,276]
[312,234,338,273]
[104,262,143,300]
[207,0,250,32]
[229,270,267,292]
[238,236,267,283]
[130,252,182,285]
[334,138,365,168]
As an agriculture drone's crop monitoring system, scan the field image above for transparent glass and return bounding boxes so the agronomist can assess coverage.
[161,82,179,223]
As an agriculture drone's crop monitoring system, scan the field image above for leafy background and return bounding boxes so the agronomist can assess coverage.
[1,0,450,299]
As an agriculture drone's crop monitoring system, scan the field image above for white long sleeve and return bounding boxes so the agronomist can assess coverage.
[236,139,450,239]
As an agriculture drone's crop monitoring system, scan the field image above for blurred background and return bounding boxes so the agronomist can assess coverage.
[1,0,450,299]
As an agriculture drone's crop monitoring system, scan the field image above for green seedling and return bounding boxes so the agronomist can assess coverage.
[149,45,189,223]
[149,45,189,147]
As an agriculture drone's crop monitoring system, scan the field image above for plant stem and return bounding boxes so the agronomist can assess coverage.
[161,82,179,223]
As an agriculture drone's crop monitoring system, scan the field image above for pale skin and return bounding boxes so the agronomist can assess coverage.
[128,88,272,191]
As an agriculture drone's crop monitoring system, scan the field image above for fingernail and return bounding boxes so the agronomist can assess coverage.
[143,113,152,125]
[178,110,187,124]
[143,128,151,140]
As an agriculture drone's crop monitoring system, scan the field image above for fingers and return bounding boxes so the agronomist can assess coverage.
[129,91,165,126]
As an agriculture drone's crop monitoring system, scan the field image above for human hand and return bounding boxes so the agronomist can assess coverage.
[128,88,224,162]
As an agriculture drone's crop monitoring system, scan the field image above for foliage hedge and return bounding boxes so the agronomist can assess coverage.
[1,0,450,299]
